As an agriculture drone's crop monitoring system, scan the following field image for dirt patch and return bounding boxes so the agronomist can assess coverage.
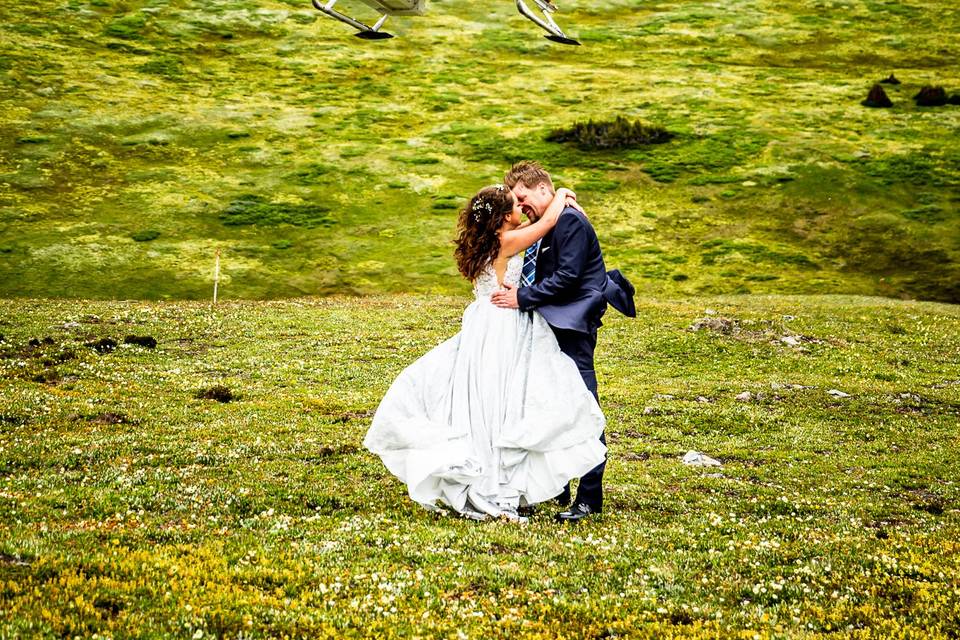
[0,553,30,567]
[909,489,946,516]
[92,412,134,425]
[331,409,375,423]
[720,455,767,468]
[690,316,830,349]
[0,337,81,385]
[690,316,740,335]
[610,429,646,439]
[85,338,117,354]
[0,413,28,427]
[891,393,960,416]
[93,595,125,618]
[195,385,235,402]
[123,335,157,349]
[309,444,360,460]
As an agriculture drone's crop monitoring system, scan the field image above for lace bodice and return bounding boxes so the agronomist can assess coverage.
[473,253,524,298]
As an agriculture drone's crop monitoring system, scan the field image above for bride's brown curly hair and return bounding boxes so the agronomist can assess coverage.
[454,185,514,282]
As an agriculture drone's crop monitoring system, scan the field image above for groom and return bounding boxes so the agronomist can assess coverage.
[492,160,635,523]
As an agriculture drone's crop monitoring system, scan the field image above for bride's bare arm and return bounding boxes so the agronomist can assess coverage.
[499,188,576,257]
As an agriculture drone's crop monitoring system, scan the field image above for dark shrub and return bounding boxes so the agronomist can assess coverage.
[914,86,948,106]
[547,116,674,150]
[862,84,892,108]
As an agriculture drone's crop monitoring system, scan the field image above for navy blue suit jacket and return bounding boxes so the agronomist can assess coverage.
[516,207,635,334]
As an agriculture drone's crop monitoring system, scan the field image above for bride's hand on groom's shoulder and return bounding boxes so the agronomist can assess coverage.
[559,188,586,217]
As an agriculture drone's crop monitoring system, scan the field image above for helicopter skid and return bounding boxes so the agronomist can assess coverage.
[312,0,393,39]
[355,29,394,39]
[545,33,581,46]
[516,0,580,45]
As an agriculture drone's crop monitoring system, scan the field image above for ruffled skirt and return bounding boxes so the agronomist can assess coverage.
[363,298,606,519]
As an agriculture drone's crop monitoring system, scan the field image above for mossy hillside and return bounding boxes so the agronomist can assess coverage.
[1,295,959,636]
[1,0,959,301]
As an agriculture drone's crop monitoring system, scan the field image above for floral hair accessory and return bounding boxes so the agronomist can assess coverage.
[472,197,493,222]
[470,185,505,222]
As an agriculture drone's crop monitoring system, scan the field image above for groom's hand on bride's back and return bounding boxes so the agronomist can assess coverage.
[491,283,520,309]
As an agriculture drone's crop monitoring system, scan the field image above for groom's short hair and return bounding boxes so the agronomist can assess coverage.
[505,161,555,193]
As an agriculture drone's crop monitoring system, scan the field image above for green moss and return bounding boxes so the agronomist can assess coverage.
[104,41,151,55]
[15,136,50,145]
[399,156,441,165]
[220,196,335,229]
[856,153,959,188]
[701,240,820,269]
[575,175,621,193]
[901,205,948,224]
[130,230,160,242]
[104,13,148,40]
[1,0,959,303]
[287,163,336,185]
[136,56,183,79]
[689,175,742,186]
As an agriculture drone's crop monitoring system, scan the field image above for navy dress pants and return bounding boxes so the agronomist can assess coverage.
[552,327,606,512]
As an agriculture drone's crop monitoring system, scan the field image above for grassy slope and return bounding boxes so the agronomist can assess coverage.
[1,295,959,637]
[1,0,959,301]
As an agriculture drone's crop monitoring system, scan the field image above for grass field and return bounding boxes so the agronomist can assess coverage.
[2,0,960,636]
[2,294,959,637]
[2,0,959,302]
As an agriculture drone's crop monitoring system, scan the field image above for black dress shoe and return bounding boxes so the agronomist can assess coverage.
[518,504,537,517]
[555,503,598,523]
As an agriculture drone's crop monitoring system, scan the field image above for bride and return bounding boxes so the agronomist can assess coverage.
[363,184,606,521]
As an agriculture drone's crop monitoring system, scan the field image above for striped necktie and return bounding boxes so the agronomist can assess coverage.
[520,240,540,287]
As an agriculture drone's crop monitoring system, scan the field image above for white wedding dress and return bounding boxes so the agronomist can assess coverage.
[363,253,606,520]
